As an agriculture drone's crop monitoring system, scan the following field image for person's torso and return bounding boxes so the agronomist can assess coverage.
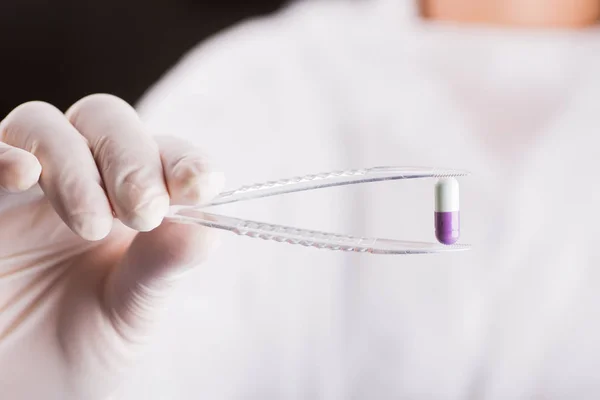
[128,2,600,398]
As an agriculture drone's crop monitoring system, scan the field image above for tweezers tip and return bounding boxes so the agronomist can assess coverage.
[432,169,471,178]
[441,243,471,251]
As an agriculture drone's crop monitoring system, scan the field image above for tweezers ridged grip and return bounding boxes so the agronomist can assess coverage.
[232,219,375,252]
[228,169,367,194]
[209,169,368,206]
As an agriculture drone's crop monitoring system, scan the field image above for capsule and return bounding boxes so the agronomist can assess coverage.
[434,177,460,245]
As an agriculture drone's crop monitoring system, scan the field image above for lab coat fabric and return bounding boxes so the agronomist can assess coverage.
[121,0,600,398]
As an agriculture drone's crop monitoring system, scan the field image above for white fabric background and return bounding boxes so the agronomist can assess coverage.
[112,1,600,398]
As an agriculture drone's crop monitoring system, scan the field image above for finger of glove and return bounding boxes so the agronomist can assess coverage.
[0,141,41,193]
[0,101,113,240]
[154,135,224,206]
[66,94,170,232]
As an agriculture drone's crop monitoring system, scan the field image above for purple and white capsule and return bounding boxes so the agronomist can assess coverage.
[434,177,460,245]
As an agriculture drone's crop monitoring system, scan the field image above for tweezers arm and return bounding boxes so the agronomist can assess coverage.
[203,166,470,207]
[166,209,470,254]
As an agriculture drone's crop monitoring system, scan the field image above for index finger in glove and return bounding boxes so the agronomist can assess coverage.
[66,94,170,232]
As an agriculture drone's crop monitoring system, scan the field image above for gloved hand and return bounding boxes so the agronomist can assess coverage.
[0,94,223,399]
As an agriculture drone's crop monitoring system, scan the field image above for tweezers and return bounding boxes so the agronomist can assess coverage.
[165,166,471,254]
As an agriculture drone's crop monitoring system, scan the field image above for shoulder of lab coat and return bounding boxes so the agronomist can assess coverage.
[135,11,295,142]
[135,0,372,184]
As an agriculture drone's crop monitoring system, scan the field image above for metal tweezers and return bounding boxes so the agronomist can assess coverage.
[165,166,471,254]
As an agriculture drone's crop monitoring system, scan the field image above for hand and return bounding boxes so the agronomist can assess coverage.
[0,94,223,399]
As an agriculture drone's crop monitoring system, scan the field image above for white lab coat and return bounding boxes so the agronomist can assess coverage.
[120,0,600,398]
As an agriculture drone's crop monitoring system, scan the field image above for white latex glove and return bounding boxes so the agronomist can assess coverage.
[0,94,224,399]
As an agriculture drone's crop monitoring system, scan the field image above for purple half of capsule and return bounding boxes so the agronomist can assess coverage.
[435,211,460,245]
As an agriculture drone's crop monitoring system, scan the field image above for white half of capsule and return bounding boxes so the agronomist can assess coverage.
[435,177,460,212]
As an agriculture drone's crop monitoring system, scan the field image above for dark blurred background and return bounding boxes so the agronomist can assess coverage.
[0,0,285,117]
